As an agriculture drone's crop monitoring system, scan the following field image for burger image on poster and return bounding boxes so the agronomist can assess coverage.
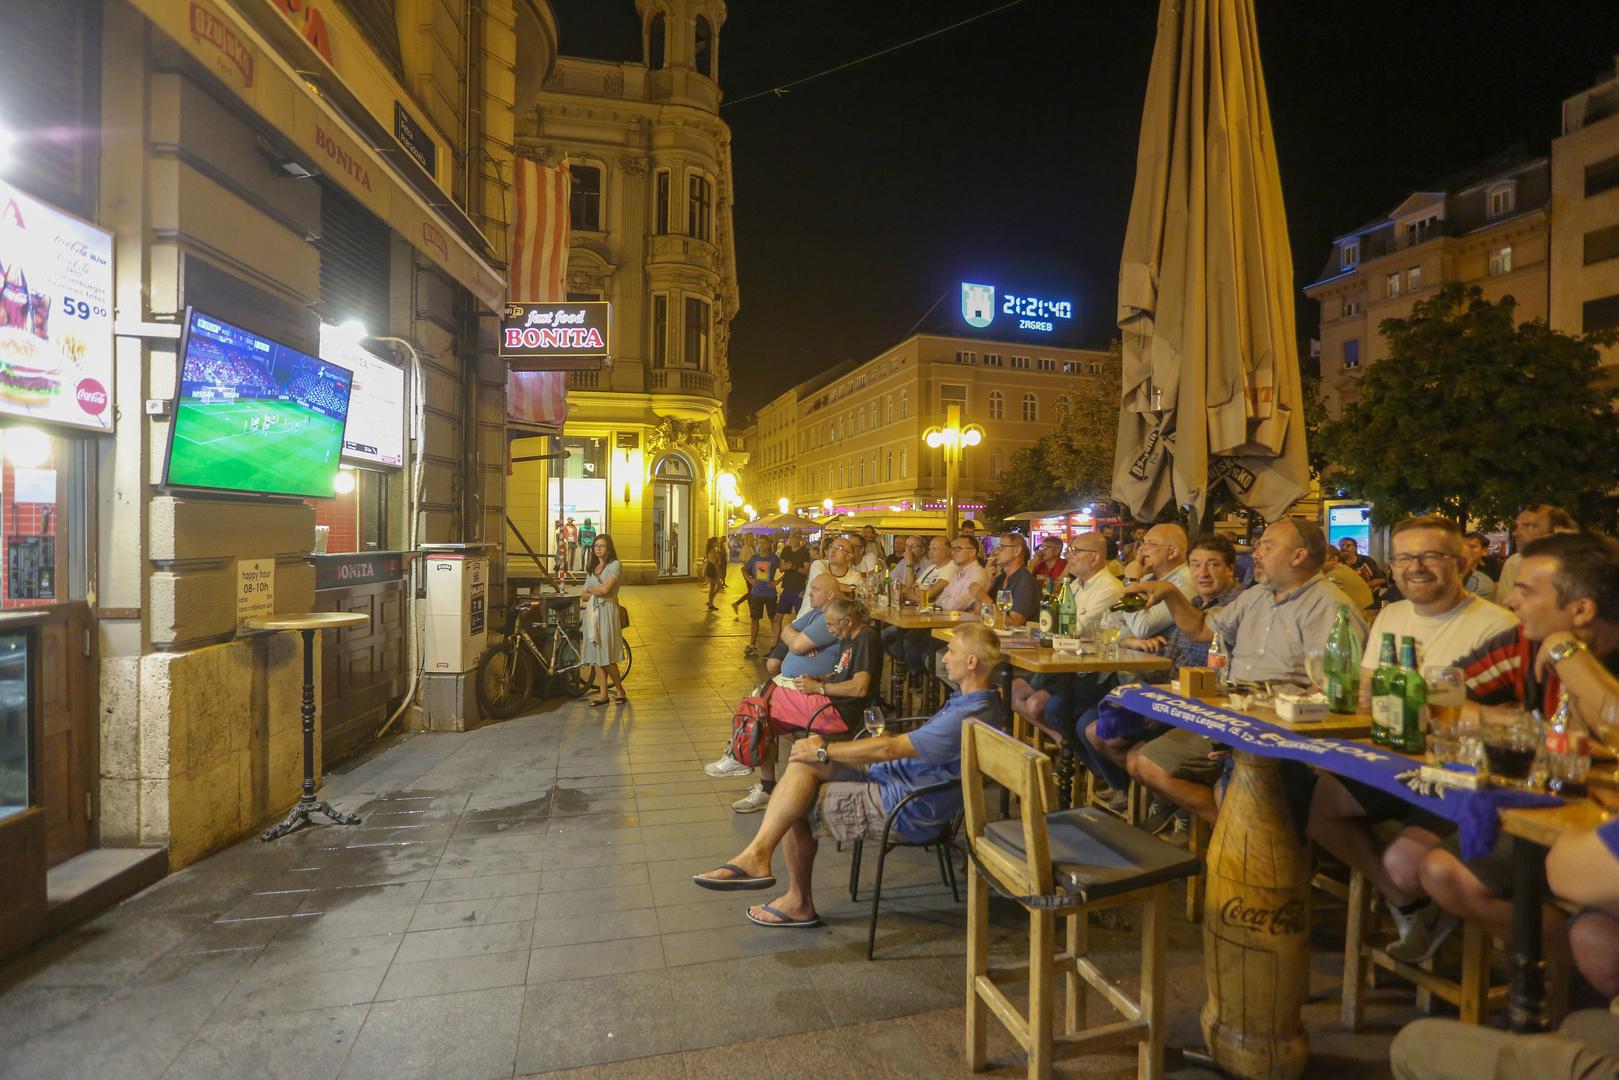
[0,179,113,430]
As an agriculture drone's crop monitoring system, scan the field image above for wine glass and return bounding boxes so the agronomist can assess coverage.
[862,706,885,739]
[1304,650,1327,693]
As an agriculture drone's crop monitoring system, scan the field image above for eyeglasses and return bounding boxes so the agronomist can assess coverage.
[950,543,974,551]
[1389,551,1459,569]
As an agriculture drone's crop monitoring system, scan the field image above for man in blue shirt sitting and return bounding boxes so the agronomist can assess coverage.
[692,622,1003,928]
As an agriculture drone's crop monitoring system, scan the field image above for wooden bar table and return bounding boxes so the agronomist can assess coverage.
[867,603,980,713]
[248,611,371,841]
[1499,800,1609,1031]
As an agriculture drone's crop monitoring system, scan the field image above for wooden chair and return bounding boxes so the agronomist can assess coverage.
[961,721,1199,1079]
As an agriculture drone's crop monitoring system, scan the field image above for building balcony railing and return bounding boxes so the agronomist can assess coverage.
[650,366,719,397]
[647,233,718,273]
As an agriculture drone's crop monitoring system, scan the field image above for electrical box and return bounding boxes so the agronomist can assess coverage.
[423,552,488,673]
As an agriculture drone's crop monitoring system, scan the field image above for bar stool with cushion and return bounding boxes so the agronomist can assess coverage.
[961,720,1200,1079]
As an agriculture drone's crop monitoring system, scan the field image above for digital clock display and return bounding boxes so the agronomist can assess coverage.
[959,282,1074,335]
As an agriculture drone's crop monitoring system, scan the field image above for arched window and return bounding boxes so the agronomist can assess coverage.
[900,448,908,479]
[859,457,866,485]
[900,389,909,419]
[694,15,713,77]
[1022,393,1038,422]
[988,390,1004,420]
[569,164,602,231]
[884,394,893,424]
[886,450,893,481]
[647,13,666,70]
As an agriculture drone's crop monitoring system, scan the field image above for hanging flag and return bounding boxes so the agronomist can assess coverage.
[506,158,571,428]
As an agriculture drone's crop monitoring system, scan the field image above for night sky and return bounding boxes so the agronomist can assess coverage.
[551,2,1619,417]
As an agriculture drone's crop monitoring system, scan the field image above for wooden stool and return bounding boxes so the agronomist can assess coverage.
[962,721,1200,1079]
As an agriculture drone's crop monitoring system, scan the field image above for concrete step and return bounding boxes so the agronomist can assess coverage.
[46,848,168,935]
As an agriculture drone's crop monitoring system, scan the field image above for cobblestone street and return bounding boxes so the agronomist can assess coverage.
[0,582,1413,1079]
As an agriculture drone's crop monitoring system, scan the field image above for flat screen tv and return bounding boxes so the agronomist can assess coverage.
[319,326,405,469]
[164,309,354,498]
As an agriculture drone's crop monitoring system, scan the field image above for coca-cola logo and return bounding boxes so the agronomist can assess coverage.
[75,379,109,416]
[1219,896,1305,936]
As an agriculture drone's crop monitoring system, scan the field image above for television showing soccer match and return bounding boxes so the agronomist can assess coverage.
[164,309,354,498]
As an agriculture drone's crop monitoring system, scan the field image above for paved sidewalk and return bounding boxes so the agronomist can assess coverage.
[0,581,1410,1079]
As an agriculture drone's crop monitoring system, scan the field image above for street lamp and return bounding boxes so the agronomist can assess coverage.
[922,403,983,539]
[777,496,789,514]
[822,497,834,513]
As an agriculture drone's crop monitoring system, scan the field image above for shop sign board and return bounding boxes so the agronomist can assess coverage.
[499,302,611,371]
[393,102,437,176]
[0,178,115,432]
[237,558,276,632]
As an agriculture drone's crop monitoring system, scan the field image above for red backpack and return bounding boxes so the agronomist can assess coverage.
[729,682,777,767]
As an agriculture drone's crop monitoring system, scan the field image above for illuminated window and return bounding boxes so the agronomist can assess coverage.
[988,390,1004,420]
[683,297,710,368]
[1408,266,1422,292]
[1386,272,1401,299]
[1340,241,1359,269]
[1022,393,1038,422]
[1487,183,1516,218]
[687,174,712,241]
[1492,245,1516,274]
[1344,339,1360,369]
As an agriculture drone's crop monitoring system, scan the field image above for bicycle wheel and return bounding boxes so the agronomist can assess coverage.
[555,630,594,697]
[579,639,633,693]
[476,637,535,718]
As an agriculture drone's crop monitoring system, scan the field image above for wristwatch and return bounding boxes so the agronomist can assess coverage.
[1547,637,1588,665]
[814,744,830,765]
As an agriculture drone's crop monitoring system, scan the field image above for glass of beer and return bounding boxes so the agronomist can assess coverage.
[1097,612,1124,660]
[1480,707,1539,788]
[1423,666,1466,763]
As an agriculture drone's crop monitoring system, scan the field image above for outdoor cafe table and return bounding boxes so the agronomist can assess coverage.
[929,627,1176,806]
[1095,685,1582,1078]
[866,602,982,712]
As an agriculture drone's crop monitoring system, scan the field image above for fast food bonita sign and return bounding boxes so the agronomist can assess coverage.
[0,179,115,432]
[498,301,611,372]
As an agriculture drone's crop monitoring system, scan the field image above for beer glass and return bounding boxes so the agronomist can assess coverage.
[1304,650,1327,693]
[1424,666,1466,762]
[1097,611,1124,660]
[1480,707,1539,788]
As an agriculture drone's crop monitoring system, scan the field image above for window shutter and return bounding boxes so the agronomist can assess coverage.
[316,184,391,333]
[0,4,98,216]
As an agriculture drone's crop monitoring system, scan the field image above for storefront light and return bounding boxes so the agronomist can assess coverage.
[2,427,51,468]
[330,319,369,347]
[332,467,357,495]
[821,497,834,511]
[777,497,789,513]
[743,504,756,519]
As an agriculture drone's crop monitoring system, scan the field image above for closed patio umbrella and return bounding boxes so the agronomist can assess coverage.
[1112,0,1310,525]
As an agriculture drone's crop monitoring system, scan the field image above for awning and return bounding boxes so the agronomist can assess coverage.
[130,0,506,311]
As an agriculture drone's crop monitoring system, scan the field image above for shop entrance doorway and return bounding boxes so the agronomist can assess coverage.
[652,455,692,578]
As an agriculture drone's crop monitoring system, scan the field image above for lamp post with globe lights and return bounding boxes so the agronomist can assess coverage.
[922,404,983,539]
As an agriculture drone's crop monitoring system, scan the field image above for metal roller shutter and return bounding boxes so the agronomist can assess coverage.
[0,2,99,216]
[316,183,392,333]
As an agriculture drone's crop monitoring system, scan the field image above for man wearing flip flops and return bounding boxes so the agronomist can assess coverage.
[691,622,1003,928]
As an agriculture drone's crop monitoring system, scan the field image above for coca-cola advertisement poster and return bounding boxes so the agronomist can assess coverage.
[0,179,114,432]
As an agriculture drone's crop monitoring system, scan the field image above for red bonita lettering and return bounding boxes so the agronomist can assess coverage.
[189,4,256,86]
[503,327,605,350]
[314,127,372,192]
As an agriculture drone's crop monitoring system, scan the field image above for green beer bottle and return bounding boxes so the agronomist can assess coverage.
[1057,578,1076,635]
[1038,578,1058,637]
[1322,603,1363,715]
[1110,592,1148,613]
[1396,635,1427,755]
[1369,633,1399,747]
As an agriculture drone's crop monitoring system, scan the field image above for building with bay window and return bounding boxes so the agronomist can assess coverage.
[505,0,742,584]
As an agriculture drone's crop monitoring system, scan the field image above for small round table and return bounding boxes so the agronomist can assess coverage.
[248,611,371,841]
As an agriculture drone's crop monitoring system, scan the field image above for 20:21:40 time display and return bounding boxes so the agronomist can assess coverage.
[1002,295,1073,320]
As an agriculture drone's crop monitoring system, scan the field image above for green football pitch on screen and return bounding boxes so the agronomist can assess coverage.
[167,399,346,497]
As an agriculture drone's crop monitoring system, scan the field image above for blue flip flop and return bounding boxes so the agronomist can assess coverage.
[692,863,775,891]
[745,903,822,929]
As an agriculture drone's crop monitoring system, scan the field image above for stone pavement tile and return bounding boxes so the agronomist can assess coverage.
[213,963,388,1023]
[444,832,551,859]
[654,898,754,935]
[342,820,459,845]
[836,1015,954,1079]
[374,949,531,1002]
[539,842,649,869]
[273,907,416,943]
[338,985,523,1080]
[304,849,444,889]
[170,916,288,955]
[550,794,638,817]
[451,816,552,840]
[408,894,539,932]
[545,811,641,835]
[805,947,960,1024]
[296,880,429,914]
[756,1028,862,1079]
[639,819,751,845]
[633,792,731,811]
[392,919,534,965]
[678,1038,780,1079]
[541,827,645,851]
[421,872,543,904]
[1,913,204,989]
[538,863,649,894]
[217,889,310,921]
[516,1050,687,1080]
[529,908,659,949]
[463,793,554,818]
[635,805,732,826]
[532,883,656,919]
[669,954,836,1050]
[162,1003,368,1080]
[643,845,746,879]
[525,937,666,983]
[434,850,547,880]
[515,970,681,1074]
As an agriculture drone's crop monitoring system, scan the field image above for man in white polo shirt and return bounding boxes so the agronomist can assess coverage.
[1309,514,1518,963]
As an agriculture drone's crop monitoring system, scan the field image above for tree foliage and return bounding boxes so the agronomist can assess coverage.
[1317,284,1619,529]
[985,343,1123,525]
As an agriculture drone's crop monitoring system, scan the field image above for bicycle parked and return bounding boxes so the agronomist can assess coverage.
[476,596,634,718]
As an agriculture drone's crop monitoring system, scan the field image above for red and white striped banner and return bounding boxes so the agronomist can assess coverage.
[506,158,571,428]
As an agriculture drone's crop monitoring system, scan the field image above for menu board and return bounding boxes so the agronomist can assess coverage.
[0,179,114,432]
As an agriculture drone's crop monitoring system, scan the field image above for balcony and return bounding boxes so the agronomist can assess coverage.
[647,233,718,274]
[650,367,719,397]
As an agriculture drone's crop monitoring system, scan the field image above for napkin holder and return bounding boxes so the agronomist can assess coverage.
[1274,688,1329,722]
[1177,667,1219,699]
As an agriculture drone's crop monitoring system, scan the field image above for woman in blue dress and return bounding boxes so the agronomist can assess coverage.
[582,534,627,705]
